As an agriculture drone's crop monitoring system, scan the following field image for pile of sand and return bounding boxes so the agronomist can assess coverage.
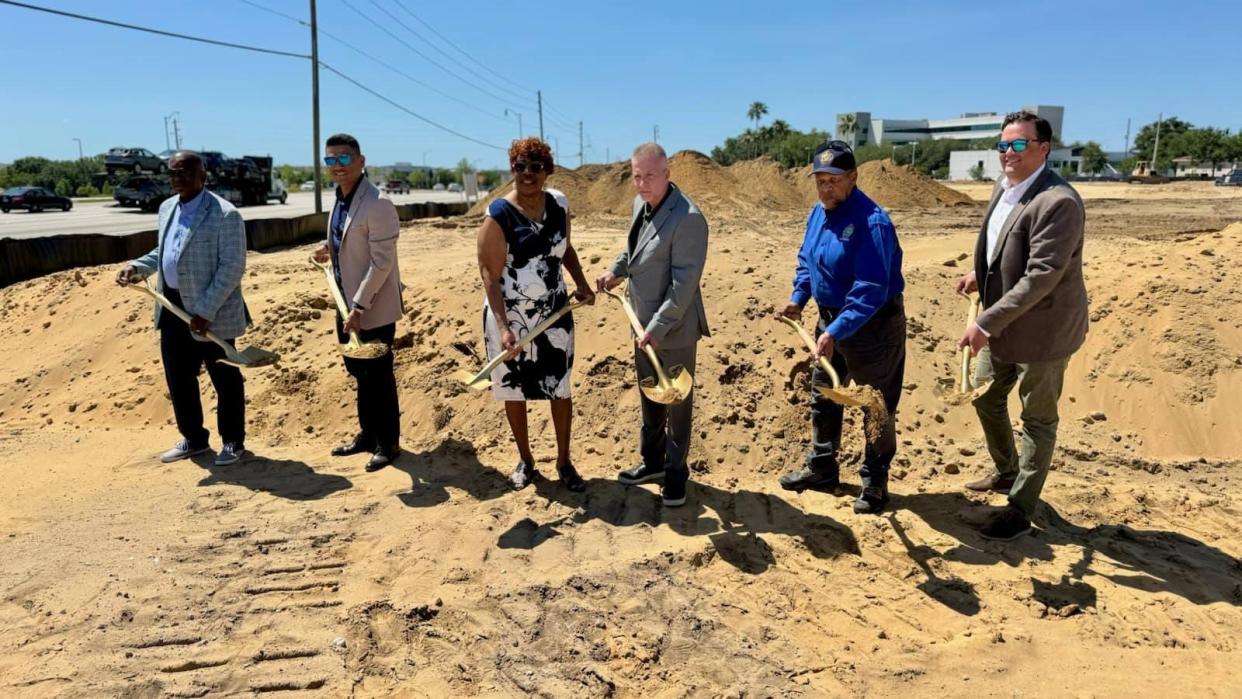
[471,154,970,219]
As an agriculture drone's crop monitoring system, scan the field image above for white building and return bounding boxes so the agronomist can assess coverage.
[1171,156,1239,178]
[837,106,1064,147]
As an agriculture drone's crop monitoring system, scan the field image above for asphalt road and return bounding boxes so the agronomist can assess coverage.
[0,190,472,240]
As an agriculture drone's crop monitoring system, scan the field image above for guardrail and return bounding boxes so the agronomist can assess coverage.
[0,201,468,288]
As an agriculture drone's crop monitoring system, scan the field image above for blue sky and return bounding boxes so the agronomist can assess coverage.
[2,0,1239,168]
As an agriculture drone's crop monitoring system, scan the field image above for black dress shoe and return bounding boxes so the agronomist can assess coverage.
[778,466,841,493]
[617,462,665,485]
[365,444,400,472]
[332,434,375,457]
[557,462,587,492]
[979,505,1032,541]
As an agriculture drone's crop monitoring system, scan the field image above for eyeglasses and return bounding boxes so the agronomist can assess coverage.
[996,139,1043,153]
[511,160,546,174]
[323,154,355,167]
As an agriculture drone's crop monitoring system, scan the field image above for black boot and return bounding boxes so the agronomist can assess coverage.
[778,466,840,493]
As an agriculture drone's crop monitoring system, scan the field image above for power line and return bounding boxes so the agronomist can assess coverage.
[341,0,536,112]
[390,0,534,94]
[320,62,504,150]
[236,0,505,123]
[0,0,310,59]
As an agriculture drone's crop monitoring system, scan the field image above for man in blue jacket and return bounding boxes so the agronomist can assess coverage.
[777,141,906,514]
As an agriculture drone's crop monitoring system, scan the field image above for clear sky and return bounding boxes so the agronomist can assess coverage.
[2,0,1239,169]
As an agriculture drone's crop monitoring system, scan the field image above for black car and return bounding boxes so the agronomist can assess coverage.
[114,176,172,211]
[1,186,73,213]
[105,147,166,175]
[1215,169,1242,187]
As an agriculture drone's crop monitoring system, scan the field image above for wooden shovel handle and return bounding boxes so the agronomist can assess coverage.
[959,295,980,392]
[309,256,366,346]
[129,282,237,356]
[777,316,843,389]
[602,288,672,386]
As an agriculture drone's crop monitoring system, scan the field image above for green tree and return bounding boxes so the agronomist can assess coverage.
[969,162,986,181]
[1179,127,1231,176]
[746,101,768,129]
[1079,141,1107,175]
[837,113,858,145]
[1132,116,1192,163]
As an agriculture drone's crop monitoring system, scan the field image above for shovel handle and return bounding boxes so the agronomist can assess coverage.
[309,256,366,346]
[470,298,587,384]
[777,316,843,389]
[128,282,237,357]
[602,288,673,386]
[959,295,980,392]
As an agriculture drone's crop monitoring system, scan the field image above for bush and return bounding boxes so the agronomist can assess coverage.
[75,184,100,197]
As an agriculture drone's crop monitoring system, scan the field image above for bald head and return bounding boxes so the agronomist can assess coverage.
[168,150,207,201]
[631,142,670,205]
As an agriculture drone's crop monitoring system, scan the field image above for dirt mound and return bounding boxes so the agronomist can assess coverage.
[796,159,975,210]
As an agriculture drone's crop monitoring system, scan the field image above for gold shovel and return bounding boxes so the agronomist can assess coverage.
[777,316,866,408]
[309,256,390,360]
[939,294,992,405]
[128,282,280,369]
[603,288,693,405]
[452,298,588,391]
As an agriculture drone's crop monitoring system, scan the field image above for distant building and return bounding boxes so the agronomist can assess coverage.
[948,146,1127,181]
[836,106,1065,147]
[1171,156,1239,178]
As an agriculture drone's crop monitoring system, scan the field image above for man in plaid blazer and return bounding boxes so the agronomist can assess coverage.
[116,151,250,467]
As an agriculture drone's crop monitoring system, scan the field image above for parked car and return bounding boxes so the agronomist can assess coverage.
[1215,169,1242,187]
[383,179,411,195]
[432,182,446,191]
[300,180,317,192]
[105,147,166,175]
[113,176,172,211]
[269,178,288,204]
[1,186,73,213]
[447,182,463,192]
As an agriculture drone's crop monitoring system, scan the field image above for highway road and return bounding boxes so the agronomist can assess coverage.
[0,190,472,240]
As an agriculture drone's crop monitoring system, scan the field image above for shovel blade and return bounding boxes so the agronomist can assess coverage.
[450,368,492,391]
[341,341,389,360]
[218,346,280,369]
[639,366,694,405]
[814,385,867,407]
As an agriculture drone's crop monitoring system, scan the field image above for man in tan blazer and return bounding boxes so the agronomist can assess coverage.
[955,111,1087,541]
[313,133,403,471]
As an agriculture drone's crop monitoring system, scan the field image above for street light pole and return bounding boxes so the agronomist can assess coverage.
[504,109,523,140]
[309,0,323,213]
[72,138,83,160]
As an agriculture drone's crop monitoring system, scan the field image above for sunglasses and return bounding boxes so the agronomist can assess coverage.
[511,160,546,174]
[996,139,1042,153]
[323,154,355,167]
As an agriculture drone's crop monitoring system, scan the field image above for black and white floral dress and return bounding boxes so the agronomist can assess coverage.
[483,190,575,400]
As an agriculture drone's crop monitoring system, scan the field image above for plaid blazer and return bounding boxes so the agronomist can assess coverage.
[130,191,249,340]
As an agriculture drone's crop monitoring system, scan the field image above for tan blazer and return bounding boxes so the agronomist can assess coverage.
[974,168,1088,363]
[329,178,403,330]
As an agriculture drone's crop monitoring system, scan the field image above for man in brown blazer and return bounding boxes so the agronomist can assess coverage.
[313,133,403,471]
[955,111,1087,541]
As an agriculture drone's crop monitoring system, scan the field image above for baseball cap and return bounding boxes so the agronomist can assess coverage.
[811,140,856,175]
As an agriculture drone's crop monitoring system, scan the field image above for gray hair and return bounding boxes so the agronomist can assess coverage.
[631,142,667,160]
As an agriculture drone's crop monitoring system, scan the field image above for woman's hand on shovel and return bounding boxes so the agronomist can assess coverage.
[500,327,519,353]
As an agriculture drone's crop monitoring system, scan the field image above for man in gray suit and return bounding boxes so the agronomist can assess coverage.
[116,151,249,466]
[597,143,709,507]
[956,111,1088,541]
[312,133,403,472]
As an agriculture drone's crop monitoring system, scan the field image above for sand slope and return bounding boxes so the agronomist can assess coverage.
[1,177,1240,697]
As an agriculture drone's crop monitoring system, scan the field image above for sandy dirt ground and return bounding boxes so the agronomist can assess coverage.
[1,163,1240,698]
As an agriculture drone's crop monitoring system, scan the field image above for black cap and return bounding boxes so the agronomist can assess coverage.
[811,140,856,175]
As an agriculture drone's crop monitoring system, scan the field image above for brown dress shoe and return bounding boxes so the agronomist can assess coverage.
[965,472,1016,493]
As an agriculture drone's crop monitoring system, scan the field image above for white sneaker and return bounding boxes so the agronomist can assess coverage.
[161,439,210,463]
[214,442,247,466]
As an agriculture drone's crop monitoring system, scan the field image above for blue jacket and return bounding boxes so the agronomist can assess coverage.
[790,188,904,341]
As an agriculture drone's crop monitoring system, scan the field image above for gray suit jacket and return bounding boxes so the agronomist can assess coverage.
[608,183,710,348]
[330,178,403,330]
[974,167,1088,363]
[131,190,249,340]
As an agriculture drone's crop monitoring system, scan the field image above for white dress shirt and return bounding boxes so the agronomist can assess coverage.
[161,189,206,289]
[985,165,1045,263]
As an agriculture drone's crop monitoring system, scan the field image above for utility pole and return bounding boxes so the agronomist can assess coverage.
[1123,117,1131,157]
[653,125,659,144]
[310,0,323,213]
[578,121,584,167]
[163,116,170,151]
[536,90,544,140]
[505,109,522,139]
[1151,112,1163,174]
[172,116,182,150]
[911,141,918,167]
[72,138,83,160]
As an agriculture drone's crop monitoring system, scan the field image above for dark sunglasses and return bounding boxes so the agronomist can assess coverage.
[323,154,355,167]
[511,160,546,174]
[996,139,1042,153]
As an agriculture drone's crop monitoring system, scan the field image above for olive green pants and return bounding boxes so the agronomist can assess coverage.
[971,347,1070,516]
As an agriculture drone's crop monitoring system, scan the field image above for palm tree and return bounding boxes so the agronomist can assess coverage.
[837,113,858,145]
[747,102,769,129]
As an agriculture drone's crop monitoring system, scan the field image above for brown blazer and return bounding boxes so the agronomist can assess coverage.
[974,167,1088,363]
[330,178,403,330]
